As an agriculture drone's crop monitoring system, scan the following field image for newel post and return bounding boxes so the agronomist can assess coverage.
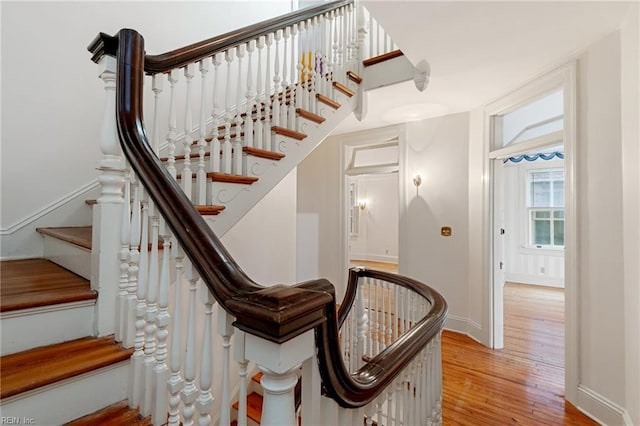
[244,331,314,426]
[91,52,126,338]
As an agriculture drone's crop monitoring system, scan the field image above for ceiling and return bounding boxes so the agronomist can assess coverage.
[333,1,633,134]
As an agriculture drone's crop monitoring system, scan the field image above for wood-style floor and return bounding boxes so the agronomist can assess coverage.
[349,262,593,425]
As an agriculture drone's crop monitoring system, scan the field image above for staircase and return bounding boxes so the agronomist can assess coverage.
[0,1,446,425]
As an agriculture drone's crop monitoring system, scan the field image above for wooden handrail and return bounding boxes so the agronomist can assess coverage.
[89,0,446,409]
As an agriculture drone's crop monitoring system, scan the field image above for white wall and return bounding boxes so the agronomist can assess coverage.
[0,1,293,257]
[349,173,399,263]
[503,158,565,288]
[402,113,471,333]
[296,136,343,286]
[620,4,640,424]
[575,31,627,417]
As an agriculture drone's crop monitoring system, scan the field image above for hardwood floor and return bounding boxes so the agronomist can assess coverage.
[442,283,595,425]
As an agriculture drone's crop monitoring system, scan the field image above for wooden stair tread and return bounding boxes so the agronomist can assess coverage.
[271,126,307,141]
[37,226,92,250]
[0,336,133,399]
[195,205,225,215]
[0,259,96,312]
[333,81,355,97]
[362,49,404,67]
[243,146,285,160]
[232,391,263,424]
[66,400,151,425]
[296,108,326,124]
[347,70,363,84]
[85,199,97,206]
[252,371,264,383]
[316,93,341,109]
[208,173,259,184]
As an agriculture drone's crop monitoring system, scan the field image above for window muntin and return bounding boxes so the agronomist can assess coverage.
[527,169,564,248]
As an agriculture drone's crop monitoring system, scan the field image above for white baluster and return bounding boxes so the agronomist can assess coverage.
[332,10,339,96]
[368,11,374,58]
[153,220,171,425]
[373,280,380,356]
[197,60,209,204]
[310,17,319,114]
[94,55,126,339]
[272,30,282,129]
[167,251,184,426]
[117,173,130,344]
[357,282,367,367]
[235,331,249,426]
[181,264,199,425]
[131,194,148,408]
[288,24,298,130]
[222,48,235,174]
[318,14,327,97]
[217,308,235,426]
[196,286,215,426]
[281,27,290,127]
[125,174,141,348]
[233,44,245,175]
[209,53,222,174]
[244,40,256,150]
[143,206,160,416]
[166,70,180,179]
[296,21,306,112]
[376,21,382,57]
[255,37,265,150]
[341,7,347,81]
[151,75,164,155]
[263,34,273,150]
[304,19,314,113]
[182,63,195,198]
[386,378,394,426]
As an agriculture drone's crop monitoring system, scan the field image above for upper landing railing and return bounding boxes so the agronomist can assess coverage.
[88,1,446,424]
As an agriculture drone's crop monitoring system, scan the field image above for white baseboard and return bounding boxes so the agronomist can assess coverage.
[444,314,483,342]
[350,253,398,264]
[577,384,631,425]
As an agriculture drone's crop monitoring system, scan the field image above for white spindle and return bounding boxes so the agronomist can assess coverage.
[272,30,282,129]
[118,173,131,343]
[288,24,298,130]
[233,44,245,175]
[142,207,160,416]
[263,34,273,150]
[357,282,367,367]
[131,195,148,408]
[217,309,235,426]
[167,252,184,426]
[305,19,314,113]
[182,63,195,198]
[310,17,319,114]
[235,332,249,426]
[255,37,265,150]
[153,221,171,425]
[197,60,209,204]
[125,175,141,348]
[244,40,256,150]
[209,53,222,173]
[196,287,215,426]
[281,27,290,127]
[222,48,234,174]
[166,70,180,179]
[181,265,199,425]
[296,21,307,112]
[332,11,339,96]
[368,12,374,58]
[151,75,164,155]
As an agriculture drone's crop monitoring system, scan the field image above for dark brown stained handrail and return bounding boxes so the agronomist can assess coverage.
[321,268,447,407]
[90,1,446,409]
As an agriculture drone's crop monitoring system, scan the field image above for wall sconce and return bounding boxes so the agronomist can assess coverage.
[358,200,367,210]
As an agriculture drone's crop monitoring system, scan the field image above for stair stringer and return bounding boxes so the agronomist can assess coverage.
[205,86,358,237]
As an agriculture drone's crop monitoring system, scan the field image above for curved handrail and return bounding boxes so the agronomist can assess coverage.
[320,267,447,407]
[90,0,447,409]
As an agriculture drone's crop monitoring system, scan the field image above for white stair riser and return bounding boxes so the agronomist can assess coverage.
[0,361,129,425]
[0,302,95,356]
[41,235,91,280]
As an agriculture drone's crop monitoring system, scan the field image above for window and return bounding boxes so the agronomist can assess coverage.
[527,169,564,248]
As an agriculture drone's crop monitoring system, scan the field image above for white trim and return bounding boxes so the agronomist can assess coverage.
[349,253,398,264]
[577,385,632,426]
[0,299,96,320]
[483,61,578,403]
[0,180,99,235]
[489,130,563,159]
[444,315,483,340]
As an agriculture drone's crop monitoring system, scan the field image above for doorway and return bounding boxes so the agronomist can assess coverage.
[484,62,578,402]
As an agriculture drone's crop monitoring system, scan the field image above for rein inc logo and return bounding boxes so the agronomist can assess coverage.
[1,418,35,425]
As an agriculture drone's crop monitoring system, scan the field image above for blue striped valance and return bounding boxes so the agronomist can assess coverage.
[504,151,564,164]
